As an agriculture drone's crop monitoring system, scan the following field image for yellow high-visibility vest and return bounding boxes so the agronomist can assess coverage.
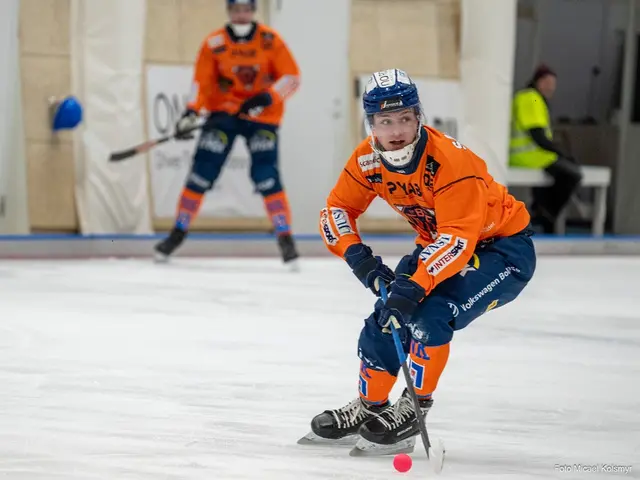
[509,88,557,169]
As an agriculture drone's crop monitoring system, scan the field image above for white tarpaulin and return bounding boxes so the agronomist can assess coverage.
[70,0,152,234]
[354,74,464,220]
[145,64,265,219]
[0,0,29,234]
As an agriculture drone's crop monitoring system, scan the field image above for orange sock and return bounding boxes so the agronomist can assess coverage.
[175,188,204,231]
[359,362,397,405]
[408,341,450,399]
[263,191,292,235]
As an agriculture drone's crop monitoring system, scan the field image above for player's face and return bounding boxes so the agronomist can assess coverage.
[228,5,254,24]
[371,109,419,151]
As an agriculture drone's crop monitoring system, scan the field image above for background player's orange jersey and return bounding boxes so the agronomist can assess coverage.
[188,23,300,126]
[321,126,531,296]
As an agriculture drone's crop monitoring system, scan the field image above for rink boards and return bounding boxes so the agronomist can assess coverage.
[2,233,640,258]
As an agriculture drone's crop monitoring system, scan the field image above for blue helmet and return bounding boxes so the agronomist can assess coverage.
[362,69,420,116]
[227,0,256,8]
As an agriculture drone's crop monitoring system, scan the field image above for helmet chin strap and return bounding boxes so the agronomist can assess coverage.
[373,125,422,169]
[229,23,253,36]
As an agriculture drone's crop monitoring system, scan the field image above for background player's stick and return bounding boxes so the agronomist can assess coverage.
[379,282,446,474]
[108,124,203,162]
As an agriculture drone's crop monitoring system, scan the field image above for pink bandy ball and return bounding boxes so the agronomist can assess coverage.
[393,453,413,473]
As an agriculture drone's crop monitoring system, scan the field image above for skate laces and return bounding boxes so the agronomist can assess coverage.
[377,395,415,430]
[331,398,370,429]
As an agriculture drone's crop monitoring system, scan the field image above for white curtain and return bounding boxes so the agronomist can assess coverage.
[70,0,152,234]
[460,0,517,184]
[0,0,29,234]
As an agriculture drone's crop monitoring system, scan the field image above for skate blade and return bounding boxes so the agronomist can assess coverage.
[153,251,170,264]
[297,431,358,447]
[285,259,300,272]
[349,437,415,457]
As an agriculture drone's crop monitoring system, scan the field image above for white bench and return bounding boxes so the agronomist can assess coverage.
[506,166,612,236]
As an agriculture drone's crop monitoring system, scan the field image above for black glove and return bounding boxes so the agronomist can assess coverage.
[394,244,424,278]
[344,243,395,297]
[377,277,426,332]
[238,92,273,116]
[175,109,199,140]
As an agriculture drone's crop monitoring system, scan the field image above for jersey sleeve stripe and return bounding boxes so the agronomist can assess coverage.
[433,176,487,195]
[344,168,374,191]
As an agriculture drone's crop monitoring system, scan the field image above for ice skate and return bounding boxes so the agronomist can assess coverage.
[277,233,300,271]
[154,227,187,262]
[349,389,434,457]
[297,397,387,447]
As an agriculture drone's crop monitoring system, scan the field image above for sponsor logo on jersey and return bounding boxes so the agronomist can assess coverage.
[426,155,441,175]
[231,48,257,58]
[320,208,338,245]
[207,34,225,49]
[427,237,467,276]
[387,181,422,197]
[419,234,453,262]
[273,75,299,99]
[365,173,382,184]
[358,153,380,172]
[260,31,275,49]
[233,65,259,89]
[423,155,441,189]
[330,208,354,236]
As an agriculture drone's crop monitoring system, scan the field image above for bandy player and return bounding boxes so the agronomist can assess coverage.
[300,69,537,456]
[155,0,300,267]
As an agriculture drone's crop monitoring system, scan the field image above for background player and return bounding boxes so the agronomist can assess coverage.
[154,0,300,267]
[303,69,537,456]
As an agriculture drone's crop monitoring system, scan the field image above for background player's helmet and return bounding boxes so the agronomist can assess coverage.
[362,69,424,168]
[227,0,256,8]
[227,0,256,36]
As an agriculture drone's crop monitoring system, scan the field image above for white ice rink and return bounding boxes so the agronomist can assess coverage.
[1,255,639,479]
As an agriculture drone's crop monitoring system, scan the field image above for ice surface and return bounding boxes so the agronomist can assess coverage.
[0,256,639,479]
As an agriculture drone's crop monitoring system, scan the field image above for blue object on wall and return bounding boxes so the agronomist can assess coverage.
[51,96,83,131]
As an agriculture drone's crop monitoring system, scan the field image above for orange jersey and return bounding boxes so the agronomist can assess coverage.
[188,23,300,126]
[321,126,531,296]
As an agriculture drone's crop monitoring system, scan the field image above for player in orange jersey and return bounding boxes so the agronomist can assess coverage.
[155,0,300,267]
[301,69,536,456]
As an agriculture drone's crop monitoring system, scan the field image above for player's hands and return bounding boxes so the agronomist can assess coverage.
[344,243,395,297]
[377,277,425,332]
[395,244,424,277]
[238,92,273,117]
[175,109,199,140]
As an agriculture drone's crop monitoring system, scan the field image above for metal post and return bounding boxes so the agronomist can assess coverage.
[614,0,637,232]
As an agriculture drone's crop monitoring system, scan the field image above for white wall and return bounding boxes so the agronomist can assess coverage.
[0,0,29,234]
[268,0,352,235]
[514,0,630,123]
[460,0,516,184]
